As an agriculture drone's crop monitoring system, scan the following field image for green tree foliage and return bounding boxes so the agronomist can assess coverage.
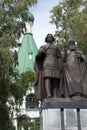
[0,0,37,129]
[50,0,87,55]
[11,70,35,105]
[17,115,40,130]
[0,104,15,130]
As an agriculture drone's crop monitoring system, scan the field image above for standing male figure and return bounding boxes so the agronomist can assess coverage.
[63,39,87,98]
[34,34,62,100]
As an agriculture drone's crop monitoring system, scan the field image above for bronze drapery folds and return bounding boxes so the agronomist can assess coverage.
[63,40,87,98]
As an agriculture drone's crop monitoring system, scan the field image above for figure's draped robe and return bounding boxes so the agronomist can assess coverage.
[64,50,87,97]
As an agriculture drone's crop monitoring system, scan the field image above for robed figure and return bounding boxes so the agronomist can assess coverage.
[34,34,62,100]
[63,40,87,98]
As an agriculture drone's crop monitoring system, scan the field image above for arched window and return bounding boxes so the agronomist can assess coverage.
[26,93,39,109]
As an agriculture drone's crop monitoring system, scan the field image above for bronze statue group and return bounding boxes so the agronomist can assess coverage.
[34,34,87,101]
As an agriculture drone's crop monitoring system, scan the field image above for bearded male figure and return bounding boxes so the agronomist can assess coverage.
[34,34,62,100]
[63,39,87,98]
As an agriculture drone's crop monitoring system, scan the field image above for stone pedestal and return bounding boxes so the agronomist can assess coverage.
[40,98,87,130]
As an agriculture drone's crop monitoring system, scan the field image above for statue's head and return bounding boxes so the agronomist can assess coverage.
[45,34,55,43]
[68,39,76,51]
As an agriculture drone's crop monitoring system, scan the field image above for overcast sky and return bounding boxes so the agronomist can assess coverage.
[30,0,60,48]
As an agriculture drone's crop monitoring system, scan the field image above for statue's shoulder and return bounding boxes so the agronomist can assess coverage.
[39,44,51,51]
[76,49,83,55]
[39,44,47,50]
[37,44,48,57]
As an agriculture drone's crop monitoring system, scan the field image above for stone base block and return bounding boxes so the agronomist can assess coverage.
[40,98,87,130]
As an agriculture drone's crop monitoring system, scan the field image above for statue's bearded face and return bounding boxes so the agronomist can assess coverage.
[47,34,54,43]
[69,41,76,51]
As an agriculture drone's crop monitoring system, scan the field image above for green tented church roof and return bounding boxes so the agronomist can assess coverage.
[16,12,38,74]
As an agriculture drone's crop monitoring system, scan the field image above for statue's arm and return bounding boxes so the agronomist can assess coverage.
[57,47,61,58]
[63,46,68,63]
[77,50,87,64]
